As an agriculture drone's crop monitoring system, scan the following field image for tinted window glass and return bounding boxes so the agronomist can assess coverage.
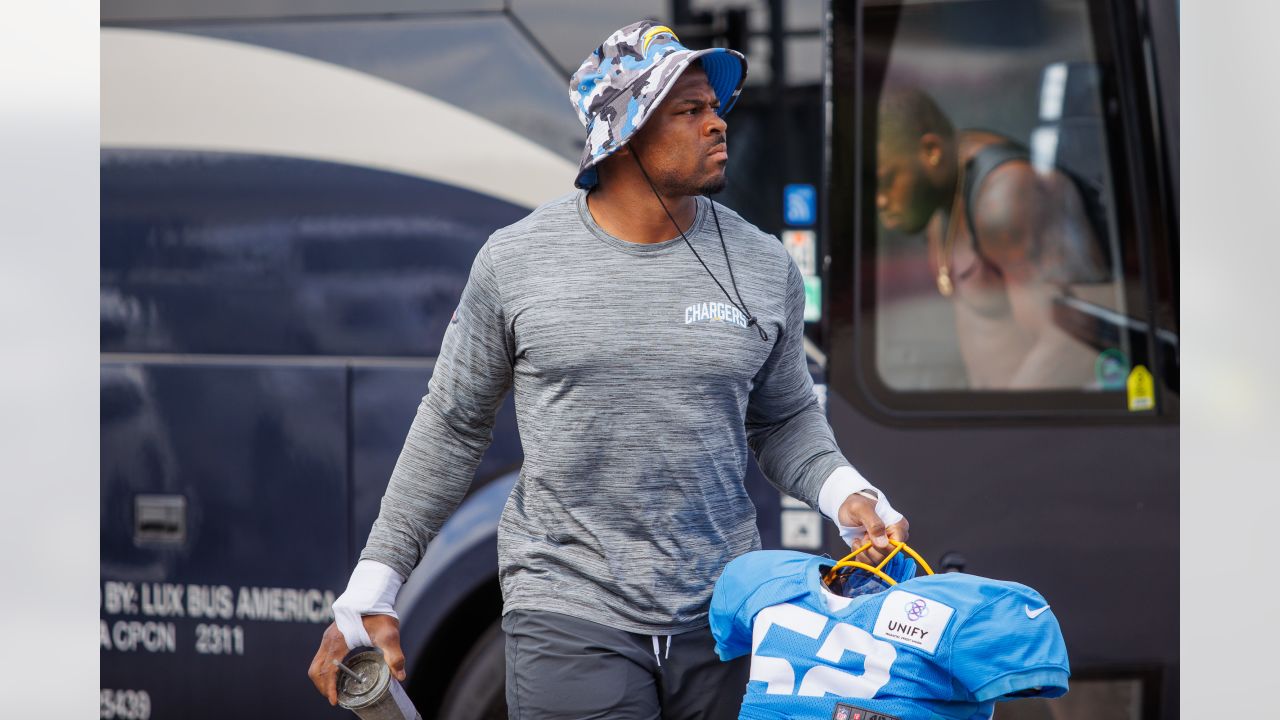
[101,150,527,357]
[847,0,1167,413]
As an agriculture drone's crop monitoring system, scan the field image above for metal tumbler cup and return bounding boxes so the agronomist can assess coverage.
[335,648,422,720]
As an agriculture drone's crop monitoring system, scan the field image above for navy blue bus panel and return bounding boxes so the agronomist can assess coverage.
[101,362,349,716]
[101,146,528,717]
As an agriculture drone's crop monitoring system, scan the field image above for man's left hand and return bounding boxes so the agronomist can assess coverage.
[837,493,910,565]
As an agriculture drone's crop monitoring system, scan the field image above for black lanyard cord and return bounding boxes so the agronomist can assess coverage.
[631,152,769,342]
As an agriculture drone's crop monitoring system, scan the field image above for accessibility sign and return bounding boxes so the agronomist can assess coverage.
[784,183,817,226]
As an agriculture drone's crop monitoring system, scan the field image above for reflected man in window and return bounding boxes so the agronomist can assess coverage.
[875,88,1106,389]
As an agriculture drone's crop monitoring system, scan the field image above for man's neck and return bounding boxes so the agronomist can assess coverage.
[586,179,699,245]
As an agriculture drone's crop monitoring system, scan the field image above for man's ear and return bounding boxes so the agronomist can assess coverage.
[918,132,944,168]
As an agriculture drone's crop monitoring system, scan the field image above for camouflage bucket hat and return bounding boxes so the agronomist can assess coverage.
[570,20,747,189]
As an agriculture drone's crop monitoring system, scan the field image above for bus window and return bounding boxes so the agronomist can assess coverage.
[844,0,1174,414]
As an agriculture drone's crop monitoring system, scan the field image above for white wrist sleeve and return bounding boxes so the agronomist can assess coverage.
[331,560,404,650]
[817,466,905,545]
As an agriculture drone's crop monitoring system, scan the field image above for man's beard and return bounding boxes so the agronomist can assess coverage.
[697,144,729,194]
[666,163,727,196]
[698,172,727,195]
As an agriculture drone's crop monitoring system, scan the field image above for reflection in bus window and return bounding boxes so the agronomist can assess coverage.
[869,0,1135,393]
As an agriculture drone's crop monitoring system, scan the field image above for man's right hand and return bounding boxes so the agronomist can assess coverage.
[307,614,406,705]
[836,491,910,566]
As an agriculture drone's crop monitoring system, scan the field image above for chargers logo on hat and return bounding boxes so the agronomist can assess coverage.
[641,25,679,54]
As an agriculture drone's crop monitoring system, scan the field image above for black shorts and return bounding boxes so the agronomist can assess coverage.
[502,610,751,720]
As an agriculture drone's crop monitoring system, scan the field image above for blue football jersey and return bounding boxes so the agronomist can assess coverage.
[710,551,1069,720]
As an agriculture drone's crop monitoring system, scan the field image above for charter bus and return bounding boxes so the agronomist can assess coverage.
[100,1,1177,718]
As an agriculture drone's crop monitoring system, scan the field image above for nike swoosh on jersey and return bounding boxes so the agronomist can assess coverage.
[1024,604,1051,619]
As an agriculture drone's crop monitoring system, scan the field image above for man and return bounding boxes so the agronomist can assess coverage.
[876,88,1108,389]
[309,21,909,718]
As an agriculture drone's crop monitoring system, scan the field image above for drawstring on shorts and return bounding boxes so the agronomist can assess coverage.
[651,635,671,666]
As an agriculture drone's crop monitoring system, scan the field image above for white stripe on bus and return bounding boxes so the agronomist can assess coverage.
[101,27,576,210]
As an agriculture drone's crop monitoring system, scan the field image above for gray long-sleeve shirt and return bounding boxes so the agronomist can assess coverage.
[361,190,850,634]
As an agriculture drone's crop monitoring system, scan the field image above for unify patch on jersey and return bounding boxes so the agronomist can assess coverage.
[872,590,955,655]
[831,702,901,720]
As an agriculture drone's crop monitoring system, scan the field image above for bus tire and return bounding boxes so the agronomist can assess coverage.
[438,618,507,720]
